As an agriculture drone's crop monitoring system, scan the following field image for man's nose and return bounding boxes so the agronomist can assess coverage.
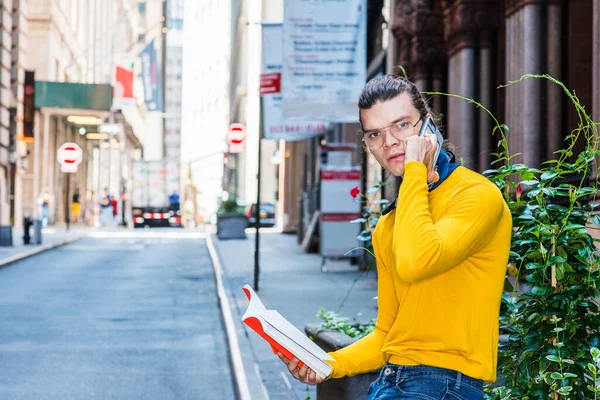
[383,129,401,147]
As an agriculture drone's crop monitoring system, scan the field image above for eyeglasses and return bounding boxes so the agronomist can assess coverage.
[361,117,423,150]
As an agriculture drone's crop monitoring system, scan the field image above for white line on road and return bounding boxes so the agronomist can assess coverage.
[279,371,296,398]
[206,235,252,400]
[256,363,270,400]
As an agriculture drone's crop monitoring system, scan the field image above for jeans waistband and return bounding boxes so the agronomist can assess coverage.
[377,364,483,390]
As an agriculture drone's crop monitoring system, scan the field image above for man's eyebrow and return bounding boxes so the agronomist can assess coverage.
[363,115,409,132]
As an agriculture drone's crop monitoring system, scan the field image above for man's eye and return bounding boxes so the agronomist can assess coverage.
[368,131,382,139]
[396,122,409,130]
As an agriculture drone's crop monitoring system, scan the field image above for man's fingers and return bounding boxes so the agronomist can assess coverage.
[297,363,309,381]
[287,357,300,374]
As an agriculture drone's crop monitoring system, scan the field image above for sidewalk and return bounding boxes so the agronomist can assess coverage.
[212,230,378,400]
[0,225,91,267]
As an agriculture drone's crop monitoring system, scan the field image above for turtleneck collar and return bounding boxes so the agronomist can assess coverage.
[381,150,460,216]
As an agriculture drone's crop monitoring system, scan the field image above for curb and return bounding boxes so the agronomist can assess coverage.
[0,233,88,268]
[206,234,252,400]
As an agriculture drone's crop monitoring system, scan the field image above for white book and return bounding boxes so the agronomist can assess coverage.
[241,284,333,379]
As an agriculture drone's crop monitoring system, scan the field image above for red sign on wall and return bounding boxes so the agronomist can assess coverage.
[260,72,281,95]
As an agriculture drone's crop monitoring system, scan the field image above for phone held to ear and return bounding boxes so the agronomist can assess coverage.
[417,117,444,171]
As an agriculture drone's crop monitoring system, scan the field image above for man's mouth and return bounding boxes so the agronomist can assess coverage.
[388,153,404,162]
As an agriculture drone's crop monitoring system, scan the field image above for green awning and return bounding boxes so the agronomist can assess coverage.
[35,81,112,111]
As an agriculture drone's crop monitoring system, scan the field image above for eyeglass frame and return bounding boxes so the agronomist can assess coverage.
[360,115,425,150]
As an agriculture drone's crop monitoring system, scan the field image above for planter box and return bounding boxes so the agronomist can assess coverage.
[217,213,247,240]
[305,324,379,400]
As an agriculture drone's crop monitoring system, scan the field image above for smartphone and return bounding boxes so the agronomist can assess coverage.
[418,117,444,170]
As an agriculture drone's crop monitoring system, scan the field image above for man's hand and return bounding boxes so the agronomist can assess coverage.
[277,352,324,386]
[404,134,440,183]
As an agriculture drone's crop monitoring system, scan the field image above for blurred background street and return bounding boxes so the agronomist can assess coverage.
[0,229,235,400]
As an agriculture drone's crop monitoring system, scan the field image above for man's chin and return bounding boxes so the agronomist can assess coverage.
[385,165,404,177]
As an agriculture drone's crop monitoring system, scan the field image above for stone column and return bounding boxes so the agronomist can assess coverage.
[458,48,477,167]
[547,0,563,158]
[443,0,501,168]
[516,7,524,160]
[522,2,543,168]
[432,65,444,114]
[479,33,493,170]
[447,55,461,153]
[505,9,521,162]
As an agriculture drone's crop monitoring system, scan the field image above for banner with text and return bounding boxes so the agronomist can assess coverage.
[262,24,328,141]
[140,40,163,112]
[282,0,366,123]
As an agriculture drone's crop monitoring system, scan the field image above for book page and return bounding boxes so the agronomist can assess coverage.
[261,310,333,361]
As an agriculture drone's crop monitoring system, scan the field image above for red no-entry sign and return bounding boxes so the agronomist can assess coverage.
[57,142,82,173]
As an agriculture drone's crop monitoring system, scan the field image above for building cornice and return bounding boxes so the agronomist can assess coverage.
[443,0,502,56]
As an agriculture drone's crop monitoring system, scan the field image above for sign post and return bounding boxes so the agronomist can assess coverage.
[57,143,82,231]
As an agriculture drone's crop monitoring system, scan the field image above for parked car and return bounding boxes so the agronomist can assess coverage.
[246,203,276,228]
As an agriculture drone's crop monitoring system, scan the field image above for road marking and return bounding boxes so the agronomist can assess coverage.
[279,371,295,397]
[256,363,270,400]
[206,234,252,400]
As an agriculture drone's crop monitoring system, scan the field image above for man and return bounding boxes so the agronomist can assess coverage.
[279,75,512,400]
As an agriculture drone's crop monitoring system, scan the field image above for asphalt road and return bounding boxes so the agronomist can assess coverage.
[0,230,235,400]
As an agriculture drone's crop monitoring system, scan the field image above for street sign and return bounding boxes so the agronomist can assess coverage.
[57,142,83,173]
[259,72,281,95]
[227,123,246,153]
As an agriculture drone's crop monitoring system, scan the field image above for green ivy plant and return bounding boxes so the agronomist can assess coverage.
[428,74,600,399]
[315,307,376,339]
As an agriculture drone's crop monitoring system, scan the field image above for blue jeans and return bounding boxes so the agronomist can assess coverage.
[365,364,484,400]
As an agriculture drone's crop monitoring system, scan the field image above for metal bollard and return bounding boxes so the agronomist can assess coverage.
[33,218,42,245]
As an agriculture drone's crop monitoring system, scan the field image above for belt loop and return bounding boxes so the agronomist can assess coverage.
[396,365,403,385]
[455,371,462,390]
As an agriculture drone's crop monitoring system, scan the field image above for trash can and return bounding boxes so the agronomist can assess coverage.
[34,218,42,245]
[0,225,12,246]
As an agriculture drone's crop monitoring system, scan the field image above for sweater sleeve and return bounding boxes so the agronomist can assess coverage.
[326,225,398,378]
[392,161,505,283]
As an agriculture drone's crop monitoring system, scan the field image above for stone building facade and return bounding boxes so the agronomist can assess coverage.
[388,0,597,173]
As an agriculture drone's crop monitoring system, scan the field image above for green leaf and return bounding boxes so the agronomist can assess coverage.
[357,231,372,241]
[541,171,559,181]
[563,372,577,378]
[373,199,390,204]
[548,255,567,265]
[562,359,574,364]
[563,223,586,231]
[557,386,572,396]
[350,218,366,223]
[546,355,561,363]
[557,246,568,260]
[550,372,563,379]
[503,278,514,292]
[592,347,600,359]
[588,363,598,373]
[482,169,498,175]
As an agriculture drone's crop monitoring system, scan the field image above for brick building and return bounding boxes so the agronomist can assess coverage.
[383,0,597,173]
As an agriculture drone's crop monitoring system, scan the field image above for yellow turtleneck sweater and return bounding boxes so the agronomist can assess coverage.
[326,161,512,382]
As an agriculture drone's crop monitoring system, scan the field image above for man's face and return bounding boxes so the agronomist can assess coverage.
[360,92,423,177]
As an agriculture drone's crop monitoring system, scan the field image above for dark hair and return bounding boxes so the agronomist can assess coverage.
[358,74,434,128]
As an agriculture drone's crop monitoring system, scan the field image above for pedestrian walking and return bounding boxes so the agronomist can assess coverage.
[72,187,81,224]
[99,188,114,229]
[278,75,512,400]
[110,194,118,225]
